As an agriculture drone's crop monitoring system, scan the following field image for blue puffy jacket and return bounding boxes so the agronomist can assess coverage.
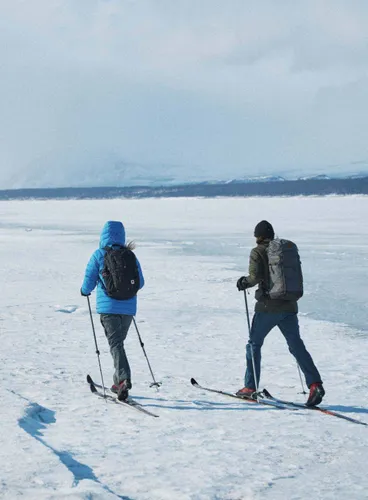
[81,221,145,315]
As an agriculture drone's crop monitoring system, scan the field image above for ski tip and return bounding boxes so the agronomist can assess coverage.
[89,383,97,393]
[86,374,93,384]
[190,378,198,386]
[262,388,272,398]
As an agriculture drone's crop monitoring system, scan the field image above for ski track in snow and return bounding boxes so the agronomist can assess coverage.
[0,197,367,500]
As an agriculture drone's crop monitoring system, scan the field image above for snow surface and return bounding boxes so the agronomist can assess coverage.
[0,196,367,500]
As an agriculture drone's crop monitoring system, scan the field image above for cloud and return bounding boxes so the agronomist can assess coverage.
[1,0,368,187]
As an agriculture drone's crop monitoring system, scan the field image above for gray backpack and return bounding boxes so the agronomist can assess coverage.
[266,239,303,301]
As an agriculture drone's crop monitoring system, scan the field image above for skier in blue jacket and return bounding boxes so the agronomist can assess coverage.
[81,220,145,400]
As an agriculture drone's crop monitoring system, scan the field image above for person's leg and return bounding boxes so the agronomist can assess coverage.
[278,313,322,387]
[243,313,279,390]
[100,314,133,386]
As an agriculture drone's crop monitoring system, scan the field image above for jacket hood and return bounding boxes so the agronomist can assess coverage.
[99,221,126,249]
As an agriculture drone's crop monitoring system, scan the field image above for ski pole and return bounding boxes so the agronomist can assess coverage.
[243,290,259,399]
[86,296,106,399]
[132,317,161,389]
[296,362,307,394]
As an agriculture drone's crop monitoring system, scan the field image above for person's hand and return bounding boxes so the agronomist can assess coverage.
[236,277,249,291]
[80,288,91,297]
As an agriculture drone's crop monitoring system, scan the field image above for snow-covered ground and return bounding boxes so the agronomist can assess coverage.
[0,196,367,500]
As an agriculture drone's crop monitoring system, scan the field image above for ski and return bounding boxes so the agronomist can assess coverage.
[87,375,159,418]
[262,388,368,427]
[87,374,116,395]
[190,378,298,410]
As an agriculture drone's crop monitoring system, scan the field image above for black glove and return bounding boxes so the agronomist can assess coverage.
[80,288,91,297]
[236,276,249,291]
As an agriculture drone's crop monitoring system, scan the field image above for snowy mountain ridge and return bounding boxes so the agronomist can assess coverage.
[5,167,368,190]
[2,152,368,189]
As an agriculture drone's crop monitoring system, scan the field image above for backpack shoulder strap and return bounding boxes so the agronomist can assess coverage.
[256,244,270,289]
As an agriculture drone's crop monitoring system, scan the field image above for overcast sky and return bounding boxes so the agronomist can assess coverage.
[1,0,368,187]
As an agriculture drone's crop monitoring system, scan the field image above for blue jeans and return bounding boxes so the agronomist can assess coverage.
[100,314,133,385]
[244,312,322,389]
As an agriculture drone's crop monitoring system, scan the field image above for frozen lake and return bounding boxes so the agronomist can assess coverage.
[0,196,367,500]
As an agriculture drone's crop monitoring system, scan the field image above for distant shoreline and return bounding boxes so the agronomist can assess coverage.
[1,176,368,200]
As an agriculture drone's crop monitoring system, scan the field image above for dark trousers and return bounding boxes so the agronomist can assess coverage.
[100,314,133,385]
[244,312,322,389]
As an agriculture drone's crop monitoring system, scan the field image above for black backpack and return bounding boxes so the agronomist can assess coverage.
[101,246,140,300]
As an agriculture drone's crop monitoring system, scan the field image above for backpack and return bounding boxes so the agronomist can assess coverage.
[101,246,140,300]
[265,239,303,301]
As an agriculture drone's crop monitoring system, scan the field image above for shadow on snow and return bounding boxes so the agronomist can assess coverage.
[16,395,132,500]
[131,395,279,412]
[133,395,368,417]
